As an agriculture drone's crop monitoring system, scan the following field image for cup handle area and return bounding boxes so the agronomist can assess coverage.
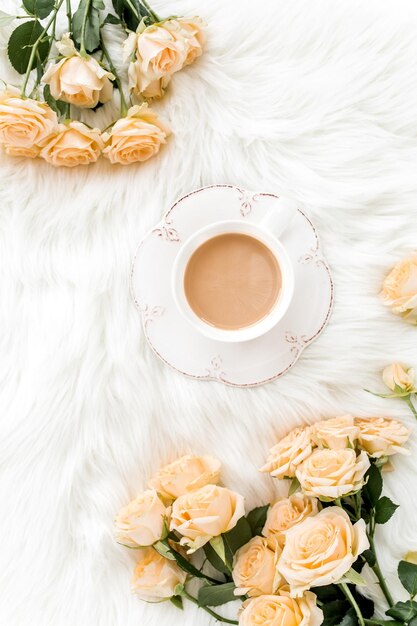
[261,197,298,239]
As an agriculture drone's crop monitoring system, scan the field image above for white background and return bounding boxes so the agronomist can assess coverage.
[1,0,417,624]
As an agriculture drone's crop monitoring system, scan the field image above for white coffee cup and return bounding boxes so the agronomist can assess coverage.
[172,201,295,343]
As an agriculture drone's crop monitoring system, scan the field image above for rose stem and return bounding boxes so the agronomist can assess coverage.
[367,531,395,608]
[21,0,66,97]
[66,0,72,33]
[124,0,140,19]
[99,32,129,117]
[339,582,365,626]
[79,0,92,55]
[140,0,161,22]
[181,590,239,625]
[402,395,417,421]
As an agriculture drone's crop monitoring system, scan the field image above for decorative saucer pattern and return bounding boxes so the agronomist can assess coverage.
[131,185,334,387]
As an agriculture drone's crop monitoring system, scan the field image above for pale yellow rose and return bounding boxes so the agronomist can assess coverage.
[260,427,313,479]
[170,484,245,552]
[278,507,369,594]
[312,415,359,450]
[382,363,416,393]
[102,104,170,165]
[148,454,221,500]
[128,60,171,99]
[42,34,114,109]
[0,88,57,150]
[239,590,323,626]
[115,489,168,547]
[262,494,320,548]
[232,536,283,597]
[164,17,205,66]
[296,448,369,500]
[380,253,417,323]
[355,416,411,458]
[40,121,103,167]
[131,547,186,602]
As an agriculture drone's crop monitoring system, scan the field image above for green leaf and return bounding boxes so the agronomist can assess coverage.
[344,568,367,586]
[162,543,215,581]
[198,582,236,607]
[364,463,383,507]
[246,505,269,537]
[22,0,54,19]
[398,560,417,597]
[289,477,301,496]
[222,517,252,564]
[386,600,417,622]
[72,0,105,53]
[322,600,351,626]
[203,542,230,576]
[210,536,226,564]
[337,607,357,626]
[374,496,399,524]
[43,85,67,117]
[103,13,122,24]
[111,0,149,31]
[0,10,15,27]
[409,618,417,626]
[170,595,183,610]
[7,20,49,74]
[361,549,376,568]
[312,585,345,603]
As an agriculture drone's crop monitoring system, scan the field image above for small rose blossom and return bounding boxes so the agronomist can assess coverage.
[40,121,103,167]
[262,494,320,548]
[382,363,416,393]
[170,484,245,552]
[355,416,411,458]
[380,253,417,323]
[260,427,313,479]
[148,454,221,500]
[312,415,359,450]
[102,104,170,165]
[131,547,186,601]
[296,448,370,500]
[239,589,323,626]
[0,88,57,150]
[164,17,205,66]
[277,507,369,594]
[42,34,114,109]
[115,489,167,547]
[232,536,283,597]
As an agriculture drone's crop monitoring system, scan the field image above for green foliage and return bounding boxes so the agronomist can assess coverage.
[246,505,269,537]
[198,582,236,607]
[103,13,122,25]
[337,607,357,626]
[374,496,399,524]
[72,0,105,53]
[363,463,383,507]
[7,20,49,74]
[111,0,150,31]
[288,477,301,496]
[386,600,417,622]
[222,516,252,566]
[398,561,417,598]
[322,600,351,626]
[43,85,67,117]
[170,595,183,610]
[22,0,55,19]
[203,541,230,576]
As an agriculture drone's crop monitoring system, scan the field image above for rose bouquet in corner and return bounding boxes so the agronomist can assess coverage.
[114,414,417,626]
[0,1,205,166]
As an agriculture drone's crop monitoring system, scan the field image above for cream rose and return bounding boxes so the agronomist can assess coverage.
[131,547,186,601]
[312,415,359,450]
[42,34,114,109]
[355,416,411,457]
[149,454,221,499]
[102,104,170,165]
[170,484,245,552]
[380,253,417,323]
[262,494,320,548]
[232,536,283,597]
[128,61,171,98]
[260,427,313,479]
[296,448,369,499]
[164,17,205,66]
[239,590,323,626]
[115,489,167,547]
[278,507,369,594]
[382,363,416,393]
[0,88,57,150]
[40,121,103,167]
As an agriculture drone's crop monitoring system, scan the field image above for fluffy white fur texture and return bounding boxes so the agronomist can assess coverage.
[1,0,417,624]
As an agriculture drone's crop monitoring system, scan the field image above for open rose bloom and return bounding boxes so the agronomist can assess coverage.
[148,454,221,499]
[380,253,417,323]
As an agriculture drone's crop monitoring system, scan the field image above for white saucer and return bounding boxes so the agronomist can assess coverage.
[131,185,334,387]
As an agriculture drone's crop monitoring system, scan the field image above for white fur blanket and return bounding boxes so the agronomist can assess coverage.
[1,0,417,624]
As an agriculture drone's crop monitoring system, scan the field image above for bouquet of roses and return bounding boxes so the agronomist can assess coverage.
[115,414,416,626]
[0,0,204,166]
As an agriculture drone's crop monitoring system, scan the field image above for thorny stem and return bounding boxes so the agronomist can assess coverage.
[140,0,161,22]
[367,532,395,608]
[339,582,365,626]
[99,32,128,117]
[403,395,417,421]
